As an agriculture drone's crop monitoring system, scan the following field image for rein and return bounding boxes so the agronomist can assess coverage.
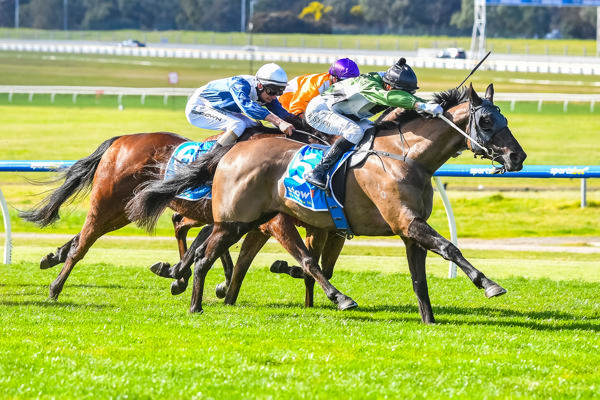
[294,129,330,146]
[364,100,507,175]
[438,114,492,157]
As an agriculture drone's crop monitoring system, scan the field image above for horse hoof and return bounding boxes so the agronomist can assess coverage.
[485,285,507,298]
[215,282,228,299]
[290,267,305,279]
[149,262,171,278]
[189,306,204,314]
[270,260,288,274]
[170,280,188,296]
[338,297,358,311]
[40,255,53,270]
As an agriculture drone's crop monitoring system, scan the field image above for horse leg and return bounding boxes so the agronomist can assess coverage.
[48,214,128,299]
[169,214,235,298]
[150,224,214,281]
[172,213,192,257]
[223,229,270,305]
[301,227,331,308]
[271,214,357,310]
[189,222,249,314]
[40,234,79,269]
[215,251,234,299]
[169,214,201,296]
[407,217,506,298]
[320,233,345,281]
[403,238,435,324]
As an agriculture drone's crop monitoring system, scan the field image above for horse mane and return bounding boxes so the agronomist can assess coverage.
[375,87,469,128]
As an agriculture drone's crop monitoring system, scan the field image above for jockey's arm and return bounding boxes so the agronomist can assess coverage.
[265,113,294,136]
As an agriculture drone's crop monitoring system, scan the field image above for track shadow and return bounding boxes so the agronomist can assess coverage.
[241,301,600,331]
[0,299,116,309]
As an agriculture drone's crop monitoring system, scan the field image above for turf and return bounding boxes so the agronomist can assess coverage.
[1,241,599,399]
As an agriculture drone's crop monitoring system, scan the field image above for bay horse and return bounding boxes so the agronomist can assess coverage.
[126,83,527,324]
[18,126,338,301]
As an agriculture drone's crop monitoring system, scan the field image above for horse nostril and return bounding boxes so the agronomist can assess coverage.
[510,152,523,164]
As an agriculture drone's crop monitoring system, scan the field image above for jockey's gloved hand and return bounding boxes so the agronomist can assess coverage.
[279,120,294,136]
[418,102,444,117]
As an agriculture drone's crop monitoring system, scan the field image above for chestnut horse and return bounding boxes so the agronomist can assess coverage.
[127,84,527,324]
[18,126,337,301]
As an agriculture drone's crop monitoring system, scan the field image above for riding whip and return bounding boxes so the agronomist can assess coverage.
[457,51,491,89]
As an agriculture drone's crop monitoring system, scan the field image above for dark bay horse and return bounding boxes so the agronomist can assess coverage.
[18,126,338,301]
[126,84,527,324]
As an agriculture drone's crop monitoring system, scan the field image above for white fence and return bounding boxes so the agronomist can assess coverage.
[3,40,600,75]
[3,86,600,112]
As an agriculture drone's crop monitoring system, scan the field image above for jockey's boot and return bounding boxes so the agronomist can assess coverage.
[210,130,238,153]
[304,136,354,191]
[208,142,223,153]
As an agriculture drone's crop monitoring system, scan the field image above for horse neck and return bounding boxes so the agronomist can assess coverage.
[376,103,470,173]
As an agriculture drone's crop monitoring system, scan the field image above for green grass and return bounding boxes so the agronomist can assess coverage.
[1,239,599,399]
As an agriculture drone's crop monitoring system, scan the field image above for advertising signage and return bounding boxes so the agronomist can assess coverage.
[487,0,600,5]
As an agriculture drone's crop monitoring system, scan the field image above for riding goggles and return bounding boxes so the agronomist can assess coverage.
[263,85,285,96]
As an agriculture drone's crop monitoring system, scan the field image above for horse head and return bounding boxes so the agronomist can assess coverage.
[466,83,527,172]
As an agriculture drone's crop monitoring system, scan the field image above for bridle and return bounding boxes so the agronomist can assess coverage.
[466,100,507,155]
[440,99,509,173]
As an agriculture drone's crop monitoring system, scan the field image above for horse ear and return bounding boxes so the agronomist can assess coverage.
[468,83,482,107]
[485,83,494,102]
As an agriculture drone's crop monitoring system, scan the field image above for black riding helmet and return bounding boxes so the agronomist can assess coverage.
[383,57,419,94]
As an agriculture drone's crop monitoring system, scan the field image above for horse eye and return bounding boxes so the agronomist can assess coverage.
[480,116,493,128]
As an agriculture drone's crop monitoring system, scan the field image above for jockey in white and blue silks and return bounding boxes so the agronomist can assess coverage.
[185,63,295,151]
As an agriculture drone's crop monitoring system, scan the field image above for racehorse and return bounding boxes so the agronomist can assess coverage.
[18,126,336,301]
[126,83,527,324]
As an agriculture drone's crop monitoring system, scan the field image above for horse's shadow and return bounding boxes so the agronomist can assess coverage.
[0,299,116,309]
[257,301,599,331]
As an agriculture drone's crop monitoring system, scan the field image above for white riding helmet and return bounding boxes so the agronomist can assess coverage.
[255,63,287,94]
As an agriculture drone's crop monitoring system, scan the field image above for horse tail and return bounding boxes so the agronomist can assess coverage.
[126,144,230,232]
[18,136,122,227]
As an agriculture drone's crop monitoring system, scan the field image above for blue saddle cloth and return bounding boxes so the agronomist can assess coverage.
[165,141,216,201]
[282,144,351,212]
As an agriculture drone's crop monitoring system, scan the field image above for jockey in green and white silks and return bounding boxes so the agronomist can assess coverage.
[303,57,443,190]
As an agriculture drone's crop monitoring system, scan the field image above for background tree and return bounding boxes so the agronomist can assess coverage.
[2,0,598,39]
[358,0,409,34]
[176,0,239,31]
[0,0,16,27]
[80,0,120,29]
[299,2,332,22]
[556,7,596,40]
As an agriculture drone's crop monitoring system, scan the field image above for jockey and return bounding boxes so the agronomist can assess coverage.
[303,57,443,191]
[185,62,295,151]
[279,58,360,118]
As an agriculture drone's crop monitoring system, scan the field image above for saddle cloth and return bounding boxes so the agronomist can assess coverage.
[282,144,352,212]
[164,141,216,201]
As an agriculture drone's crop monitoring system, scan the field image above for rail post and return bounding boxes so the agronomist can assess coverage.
[0,188,11,264]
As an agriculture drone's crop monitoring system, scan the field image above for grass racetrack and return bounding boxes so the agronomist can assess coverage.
[1,49,599,399]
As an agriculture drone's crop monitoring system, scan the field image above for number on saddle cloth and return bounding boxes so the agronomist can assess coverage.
[283,144,355,238]
[165,141,217,201]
